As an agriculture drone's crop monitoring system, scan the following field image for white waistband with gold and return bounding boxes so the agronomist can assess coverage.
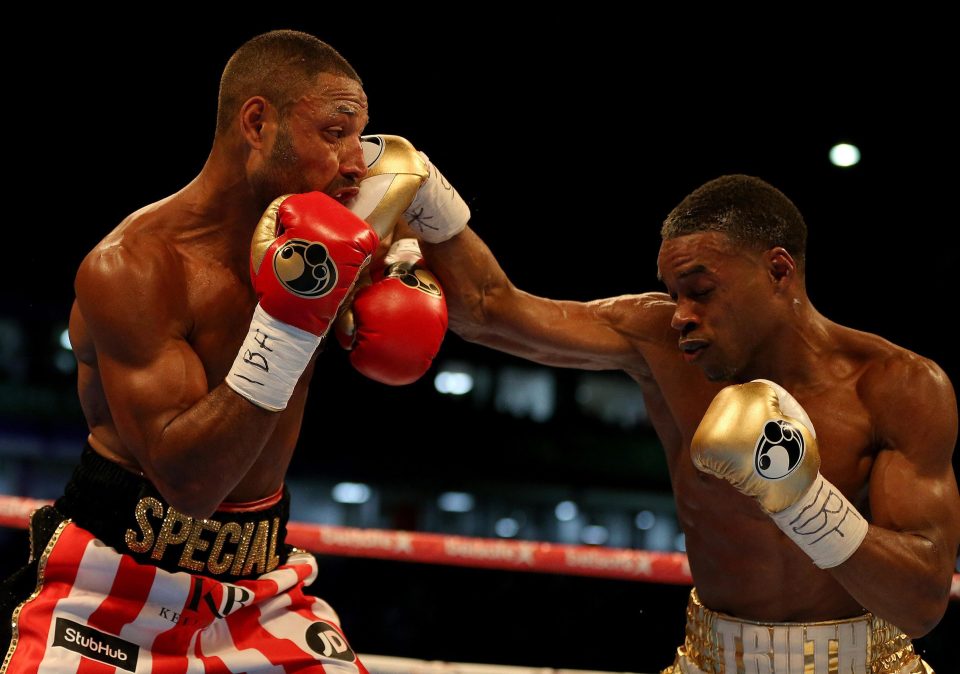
[662,589,931,674]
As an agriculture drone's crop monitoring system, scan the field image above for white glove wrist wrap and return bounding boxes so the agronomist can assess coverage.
[225,305,322,411]
[404,153,470,243]
[384,238,423,266]
[770,472,869,568]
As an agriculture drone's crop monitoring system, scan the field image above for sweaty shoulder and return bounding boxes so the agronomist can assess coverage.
[845,328,957,459]
[583,291,678,376]
[75,203,191,361]
[592,291,676,342]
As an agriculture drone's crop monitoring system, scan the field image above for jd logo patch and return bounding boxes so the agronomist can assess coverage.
[53,617,139,671]
[305,620,356,661]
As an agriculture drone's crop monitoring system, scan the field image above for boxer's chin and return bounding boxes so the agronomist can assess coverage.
[701,360,738,383]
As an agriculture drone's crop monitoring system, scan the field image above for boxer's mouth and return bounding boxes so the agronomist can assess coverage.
[679,340,708,361]
[332,187,360,204]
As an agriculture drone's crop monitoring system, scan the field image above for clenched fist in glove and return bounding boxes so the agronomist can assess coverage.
[337,238,447,386]
[226,192,379,410]
[692,379,869,568]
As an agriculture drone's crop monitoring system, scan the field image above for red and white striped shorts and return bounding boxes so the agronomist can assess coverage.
[3,519,367,674]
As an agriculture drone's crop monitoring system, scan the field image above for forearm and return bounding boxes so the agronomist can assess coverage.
[398,150,544,346]
[422,234,598,366]
[141,384,280,519]
[422,231,558,349]
[421,227,512,329]
[829,525,953,637]
[770,474,952,636]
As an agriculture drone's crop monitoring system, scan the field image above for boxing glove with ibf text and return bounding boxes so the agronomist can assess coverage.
[227,193,379,410]
[692,380,868,568]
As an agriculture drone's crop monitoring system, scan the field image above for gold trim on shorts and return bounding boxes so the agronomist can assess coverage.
[2,519,72,674]
[661,588,932,674]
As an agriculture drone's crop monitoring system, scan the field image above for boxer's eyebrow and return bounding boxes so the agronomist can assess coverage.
[335,105,369,130]
[656,264,708,283]
[678,265,708,279]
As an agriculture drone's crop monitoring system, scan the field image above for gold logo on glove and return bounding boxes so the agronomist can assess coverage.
[385,262,442,298]
[274,238,338,298]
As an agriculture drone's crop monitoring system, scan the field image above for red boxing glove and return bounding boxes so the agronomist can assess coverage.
[252,192,379,336]
[227,193,379,410]
[338,239,447,385]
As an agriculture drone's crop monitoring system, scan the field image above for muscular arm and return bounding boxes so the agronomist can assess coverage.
[416,223,720,433]
[75,240,280,519]
[829,357,960,636]
[420,226,667,371]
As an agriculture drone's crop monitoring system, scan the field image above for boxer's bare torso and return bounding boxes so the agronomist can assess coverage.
[70,192,311,503]
[65,71,369,516]
[628,297,911,620]
[422,227,959,629]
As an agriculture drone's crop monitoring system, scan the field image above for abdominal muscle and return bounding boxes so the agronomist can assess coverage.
[673,459,864,622]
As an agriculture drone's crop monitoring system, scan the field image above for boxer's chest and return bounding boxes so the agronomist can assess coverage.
[800,392,876,498]
[672,386,876,522]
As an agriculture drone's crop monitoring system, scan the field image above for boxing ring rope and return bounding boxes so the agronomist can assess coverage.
[3,493,958,674]
[1,494,957,599]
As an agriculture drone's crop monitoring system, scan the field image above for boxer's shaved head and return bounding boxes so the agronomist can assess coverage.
[216,30,361,135]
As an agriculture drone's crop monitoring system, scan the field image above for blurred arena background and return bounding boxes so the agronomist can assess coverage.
[2,13,957,672]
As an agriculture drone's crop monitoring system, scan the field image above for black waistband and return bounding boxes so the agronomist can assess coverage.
[50,443,290,582]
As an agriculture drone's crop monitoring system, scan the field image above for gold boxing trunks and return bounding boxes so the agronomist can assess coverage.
[661,589,932,674]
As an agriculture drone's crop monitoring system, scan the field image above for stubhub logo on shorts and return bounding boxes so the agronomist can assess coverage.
[53,617,139,671]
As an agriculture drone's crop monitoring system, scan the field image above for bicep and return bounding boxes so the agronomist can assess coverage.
[870,448,960,545]
[95,336,209,457]
[867,363,960,554]
[76,245,209,462]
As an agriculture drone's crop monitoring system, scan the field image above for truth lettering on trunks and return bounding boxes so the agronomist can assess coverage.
[715,617,868,674]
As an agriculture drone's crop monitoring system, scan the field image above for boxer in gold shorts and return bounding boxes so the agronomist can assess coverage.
[387,153,960,672]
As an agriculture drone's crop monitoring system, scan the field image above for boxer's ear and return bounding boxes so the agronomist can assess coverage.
[239,96,270,149]
[767,247,796,286]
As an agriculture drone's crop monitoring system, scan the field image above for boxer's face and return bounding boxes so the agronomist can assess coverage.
[658,232,776,381]
[251,72,368,208]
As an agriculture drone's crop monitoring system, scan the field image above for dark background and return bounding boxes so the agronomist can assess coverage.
[2,13,958,673]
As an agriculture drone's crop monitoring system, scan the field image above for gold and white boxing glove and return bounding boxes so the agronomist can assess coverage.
[402,149,471,243]
[692,379,868,568]
[349,134,429,239]
[348,134,470,244]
